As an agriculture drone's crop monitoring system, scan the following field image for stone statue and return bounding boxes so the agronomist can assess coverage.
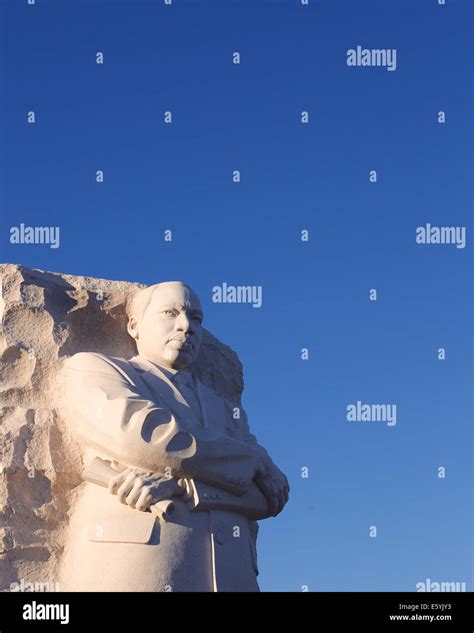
[58,281,289,592]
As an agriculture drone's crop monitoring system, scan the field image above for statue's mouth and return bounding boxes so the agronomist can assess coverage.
[169,338,193,351]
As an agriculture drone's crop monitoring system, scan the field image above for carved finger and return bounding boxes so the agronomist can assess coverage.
[117,476,136,505]
[165,479,185,497]
[125,481,144,509]
[278,491,286,515]
[136,488,153,512]
[108,471,128,495]
[267,489,278,516]
[273,492,282,516]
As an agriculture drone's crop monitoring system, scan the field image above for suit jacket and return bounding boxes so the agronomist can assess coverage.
[59,352,270,592]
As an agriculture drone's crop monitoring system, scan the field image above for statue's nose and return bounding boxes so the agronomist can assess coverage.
[175,312,191,332]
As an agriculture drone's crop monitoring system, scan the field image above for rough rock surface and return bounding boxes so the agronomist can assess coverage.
[0,263,244,591]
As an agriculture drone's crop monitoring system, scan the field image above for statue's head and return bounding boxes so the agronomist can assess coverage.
[127,281,203,370]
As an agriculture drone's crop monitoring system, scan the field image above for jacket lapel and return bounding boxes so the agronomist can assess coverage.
[129,356,201,427]
[195,380,226,435]
[129,356,227,435]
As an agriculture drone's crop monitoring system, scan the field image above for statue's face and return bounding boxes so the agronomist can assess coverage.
[131,283,203,370]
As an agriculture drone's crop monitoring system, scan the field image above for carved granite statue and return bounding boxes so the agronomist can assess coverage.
[58,281,289,592]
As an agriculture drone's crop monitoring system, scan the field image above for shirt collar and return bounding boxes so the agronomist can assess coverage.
[140,358,190,383]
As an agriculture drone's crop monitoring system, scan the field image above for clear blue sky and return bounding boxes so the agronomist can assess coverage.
[1,0,472,592]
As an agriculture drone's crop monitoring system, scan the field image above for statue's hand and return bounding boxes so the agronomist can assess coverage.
[108,467,186,512]
[254,449,290,517]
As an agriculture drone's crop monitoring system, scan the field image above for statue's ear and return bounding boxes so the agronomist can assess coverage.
[127,316,139,340]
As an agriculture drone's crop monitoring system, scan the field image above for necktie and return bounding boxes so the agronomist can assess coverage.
[172,372,204,426]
